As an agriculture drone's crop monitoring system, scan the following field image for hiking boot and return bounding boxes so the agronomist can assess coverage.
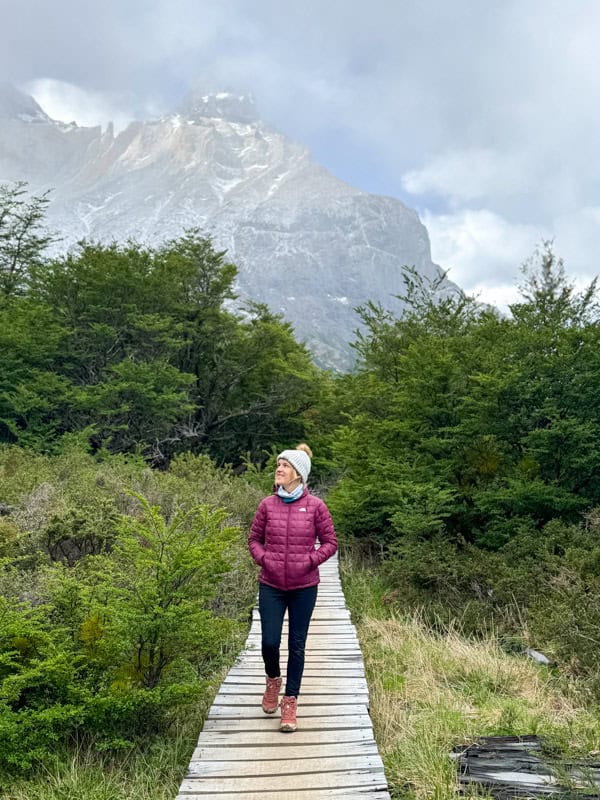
[262,676,282,714]
[279,695,297,732]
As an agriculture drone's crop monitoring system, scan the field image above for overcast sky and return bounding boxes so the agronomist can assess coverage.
[2,0,600,306]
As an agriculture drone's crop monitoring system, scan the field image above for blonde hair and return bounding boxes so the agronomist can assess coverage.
[295,442,313,459]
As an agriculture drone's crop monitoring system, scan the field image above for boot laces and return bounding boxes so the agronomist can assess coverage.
[281,696,296,716]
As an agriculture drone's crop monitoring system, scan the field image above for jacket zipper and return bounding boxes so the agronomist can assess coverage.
[284,501,291,588]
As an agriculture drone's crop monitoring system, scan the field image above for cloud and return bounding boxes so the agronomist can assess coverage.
[422,208,548,308]
[24,79,135,132]
[402,149,534,206]
[554,206,600,285]
[421,204,600,311]
[3,1,600,299]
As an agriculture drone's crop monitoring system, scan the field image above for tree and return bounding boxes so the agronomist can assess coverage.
[0,298,74,447]
[166,301,319,465]
[26,231,321,462]
[0,182,55,299]
[96,493,238,690]
[325,247,600,550]
[511,240,599,329]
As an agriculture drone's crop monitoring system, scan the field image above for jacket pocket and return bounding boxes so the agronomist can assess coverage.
[298,553,317,575]
[261,553,281,581]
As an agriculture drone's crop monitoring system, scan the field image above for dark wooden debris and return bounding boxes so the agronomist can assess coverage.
[453,735,600,799]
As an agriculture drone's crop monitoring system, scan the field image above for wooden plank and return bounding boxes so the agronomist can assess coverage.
[213,686,368,698]
[244,640,361,648]
[211,697,371,709]
[304,602,348,607]
[226,670,366,679]
[207,703,369,718]
[248,625,358,635]
[211,694,370,706]
[225,671,365,679]
[246,624,358,646]
[178,788,390,799]
[187,754,384,778]
[237,661,365,669]
[250,616,353,623]
[226,667,366,677]
[216,680,368,693]
[237,645,362,653]
[246,628,357,636]
[238,653,364,662]
[201,714,374,732]
[249,621,357,632]
[245,642,362,651]
[195,727,375,747]
[255,633,359,640]
[250,615,352,622]
[193,742,379,761]
[239,655,364,665]
[179,770,389,794]
[241,656,364,663]
[250,614,352,622]
[246,629,354,638]
[223,669,366,678]
[277,627,358,634]
[238,662,364,670]
[217,686,369,697]
[222,676,368,689]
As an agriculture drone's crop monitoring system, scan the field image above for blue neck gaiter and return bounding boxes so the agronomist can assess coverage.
[276,483,304,503]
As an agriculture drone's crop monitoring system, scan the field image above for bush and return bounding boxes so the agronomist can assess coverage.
[0,446,259,779]
[375,513,600,696]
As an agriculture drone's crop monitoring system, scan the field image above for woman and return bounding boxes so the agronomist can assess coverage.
[248,443,338,732]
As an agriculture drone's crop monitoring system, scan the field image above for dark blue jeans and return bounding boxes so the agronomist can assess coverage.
[258,582,318,698]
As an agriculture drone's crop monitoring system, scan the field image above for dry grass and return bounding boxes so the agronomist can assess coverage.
[357,613,600,800]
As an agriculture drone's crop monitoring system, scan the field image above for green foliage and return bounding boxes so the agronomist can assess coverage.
[0,299,73,446]
[0,597,84,774]
[327,249,600,551]
[357,512,600,694]
[80,359,194,452]
[0,186,321,464]
[104,493,237,689]
[0,182,54,299]
[0,445,258,780]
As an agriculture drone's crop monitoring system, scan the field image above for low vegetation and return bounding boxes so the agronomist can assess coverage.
[0,446,260,796]
[342,559,600,799]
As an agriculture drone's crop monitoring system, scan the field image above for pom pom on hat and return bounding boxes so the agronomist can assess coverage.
[277,443,312,484]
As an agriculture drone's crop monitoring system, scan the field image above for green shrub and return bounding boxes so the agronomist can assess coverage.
[0,445,259,779]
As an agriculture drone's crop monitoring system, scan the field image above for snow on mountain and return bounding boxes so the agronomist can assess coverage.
[0,84,453,369]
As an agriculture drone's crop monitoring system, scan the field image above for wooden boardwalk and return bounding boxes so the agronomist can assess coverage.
[177,553,391,799]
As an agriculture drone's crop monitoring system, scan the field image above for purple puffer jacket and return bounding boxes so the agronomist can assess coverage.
[248,486,338,591]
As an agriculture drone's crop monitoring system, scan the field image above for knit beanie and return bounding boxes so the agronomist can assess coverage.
[277,447,311,484]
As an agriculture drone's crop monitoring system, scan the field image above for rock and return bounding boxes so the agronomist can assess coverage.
[523,647,552,665]
[0,84,457,369]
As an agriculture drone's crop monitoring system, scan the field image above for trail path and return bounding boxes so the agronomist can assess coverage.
[176,553,391,798]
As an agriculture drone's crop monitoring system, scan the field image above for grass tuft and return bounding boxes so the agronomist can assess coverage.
[2,728,195,800]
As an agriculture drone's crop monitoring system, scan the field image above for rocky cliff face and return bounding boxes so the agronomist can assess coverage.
[0,85,450,369]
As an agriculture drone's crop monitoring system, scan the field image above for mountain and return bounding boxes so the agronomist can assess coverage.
[0,84,453,369]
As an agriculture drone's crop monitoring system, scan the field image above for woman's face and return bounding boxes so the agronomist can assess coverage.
[275,459,300,490]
